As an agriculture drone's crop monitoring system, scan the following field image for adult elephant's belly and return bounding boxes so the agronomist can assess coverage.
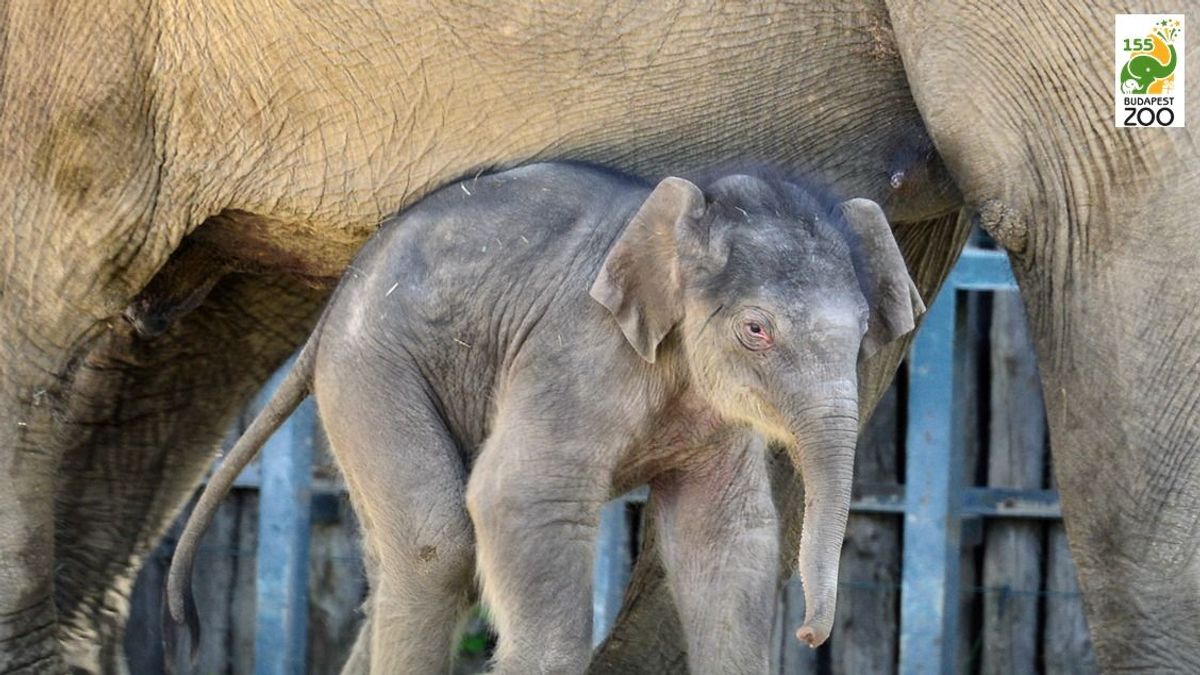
[157,0,959,282]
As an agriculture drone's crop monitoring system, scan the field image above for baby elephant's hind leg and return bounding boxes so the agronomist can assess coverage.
[320,377,474,675]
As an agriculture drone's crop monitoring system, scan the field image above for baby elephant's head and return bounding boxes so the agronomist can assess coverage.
[590,170,924,647]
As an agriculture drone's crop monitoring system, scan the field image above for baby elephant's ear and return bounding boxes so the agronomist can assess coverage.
[590,177,706,363]
[838,198,926,358]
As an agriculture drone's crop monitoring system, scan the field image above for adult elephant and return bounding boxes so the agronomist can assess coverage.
[0,1,1195,672]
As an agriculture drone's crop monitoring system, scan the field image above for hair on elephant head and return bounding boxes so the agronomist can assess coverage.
[591,166,923,646]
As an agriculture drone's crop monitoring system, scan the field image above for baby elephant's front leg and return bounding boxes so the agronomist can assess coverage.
[652,432,780,675]
[467,423,612,675]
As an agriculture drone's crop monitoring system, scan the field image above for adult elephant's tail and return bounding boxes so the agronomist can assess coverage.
[164,325,323,665]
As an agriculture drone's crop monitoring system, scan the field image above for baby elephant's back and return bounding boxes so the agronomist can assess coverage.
[324,162,646,364]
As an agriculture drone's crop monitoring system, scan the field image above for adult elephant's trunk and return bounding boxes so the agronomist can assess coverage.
[787,400,859,648]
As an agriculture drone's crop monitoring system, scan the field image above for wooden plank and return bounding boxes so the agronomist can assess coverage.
[954,291,986,675]
[832,383,899,675]
[981,292,1045,675]
[306,498,367,675]
[1043,512,1097,673]
[226,380,259,675]
[124,535,171,673]
[769,592,784,674]
[899,279,961,675]
[192,498,239,674]
[126,498,240,673]
[232,491,259,675]
[777,576,819,673]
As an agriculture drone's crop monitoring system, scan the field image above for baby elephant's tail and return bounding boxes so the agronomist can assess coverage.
[163,332,320,666]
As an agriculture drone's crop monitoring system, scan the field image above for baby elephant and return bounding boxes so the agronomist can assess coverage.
[169,161,923,674]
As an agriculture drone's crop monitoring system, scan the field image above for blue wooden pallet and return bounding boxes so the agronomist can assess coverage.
[899,248,1034,675]
[245,247,1048,673]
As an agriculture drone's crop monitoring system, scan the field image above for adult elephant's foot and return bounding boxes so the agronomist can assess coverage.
[50,274,324,674]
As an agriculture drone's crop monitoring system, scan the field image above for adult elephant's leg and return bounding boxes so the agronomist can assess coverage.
[887,1,1200,667]
[0,4,178,671]
[52,274,324,672]
[590,211,970,673]
[1003,200,1200,669]
[1007,211,1200,667]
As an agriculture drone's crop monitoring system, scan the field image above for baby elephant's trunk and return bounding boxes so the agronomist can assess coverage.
[787,400,859,648]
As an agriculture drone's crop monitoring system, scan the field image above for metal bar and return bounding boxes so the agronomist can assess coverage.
[254,385,315,675]
[850,484,1061,520]
[230,468,342,496]
[950,248,1018,291]
[592,499,632,646]
[850,483,906,514]
[623,485,650,503]
[963,487,1061,519]
[899,281,962,675]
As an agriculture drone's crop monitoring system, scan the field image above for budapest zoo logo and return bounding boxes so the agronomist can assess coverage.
[1115,15,1184,127]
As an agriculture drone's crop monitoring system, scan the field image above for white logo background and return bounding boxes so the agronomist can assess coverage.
[1114,14,1185,128]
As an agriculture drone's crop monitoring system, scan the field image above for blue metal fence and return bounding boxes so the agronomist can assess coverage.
[243,247,1054,674]
[897,248,1044,675]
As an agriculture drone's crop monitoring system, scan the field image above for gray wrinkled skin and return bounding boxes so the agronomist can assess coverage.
[172,162,923,674]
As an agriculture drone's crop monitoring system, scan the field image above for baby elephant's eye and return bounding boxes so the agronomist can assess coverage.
[738,319,774,351]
